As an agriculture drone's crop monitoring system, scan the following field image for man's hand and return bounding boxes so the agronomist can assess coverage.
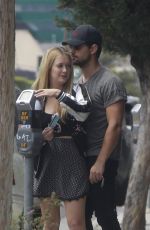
[89,160,105,184]
[42,127,54,141]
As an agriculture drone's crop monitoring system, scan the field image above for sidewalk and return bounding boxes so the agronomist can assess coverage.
[60,206,150,230]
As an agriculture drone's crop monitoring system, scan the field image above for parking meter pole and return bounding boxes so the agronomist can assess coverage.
[24,157,34,230]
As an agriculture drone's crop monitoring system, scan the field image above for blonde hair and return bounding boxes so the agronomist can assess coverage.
[32,46,73,121]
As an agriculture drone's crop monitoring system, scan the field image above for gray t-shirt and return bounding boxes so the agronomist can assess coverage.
[83,65,127,160]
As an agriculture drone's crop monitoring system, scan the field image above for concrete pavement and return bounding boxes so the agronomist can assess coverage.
[59,206,150,230]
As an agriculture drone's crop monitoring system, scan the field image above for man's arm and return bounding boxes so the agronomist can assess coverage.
[34,85,91,121]
[89,100,125,184]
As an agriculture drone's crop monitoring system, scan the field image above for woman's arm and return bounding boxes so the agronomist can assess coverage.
[35,84,91,121]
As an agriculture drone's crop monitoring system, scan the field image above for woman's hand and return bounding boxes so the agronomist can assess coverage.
[42,127,54,141]
[34,89,61,98]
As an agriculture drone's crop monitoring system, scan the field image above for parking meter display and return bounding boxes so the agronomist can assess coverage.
[16,90,36,111]
[17,90,34,103]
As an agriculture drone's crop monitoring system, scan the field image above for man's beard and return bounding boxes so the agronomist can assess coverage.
[73,56,91,68]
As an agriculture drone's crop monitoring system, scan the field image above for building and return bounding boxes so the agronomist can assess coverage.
[15,0,67,77]
[15,0,67,43]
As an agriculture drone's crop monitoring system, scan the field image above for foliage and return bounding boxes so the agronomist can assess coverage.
[115,71,141,97]
[100,52,141,97]
[11,210,43,230]
[11,192,61,229]
[15,76,34,91]
[56,0,150,59]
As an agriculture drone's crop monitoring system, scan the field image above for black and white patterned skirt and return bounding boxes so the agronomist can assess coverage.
[33,138,89,201]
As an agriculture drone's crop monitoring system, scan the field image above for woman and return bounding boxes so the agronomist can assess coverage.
[32,46,91,230]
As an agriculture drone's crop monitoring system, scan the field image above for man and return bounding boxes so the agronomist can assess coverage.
[62,24,127,230]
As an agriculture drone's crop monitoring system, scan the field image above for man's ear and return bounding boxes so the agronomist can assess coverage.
[90,44,98,55]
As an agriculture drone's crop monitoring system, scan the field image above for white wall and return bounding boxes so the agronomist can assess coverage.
[15,29,43,72]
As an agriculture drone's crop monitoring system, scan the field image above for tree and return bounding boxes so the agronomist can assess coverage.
[56,1,150,229]
[0,0,15,229]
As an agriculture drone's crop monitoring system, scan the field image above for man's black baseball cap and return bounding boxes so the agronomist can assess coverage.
[62,24,102,47]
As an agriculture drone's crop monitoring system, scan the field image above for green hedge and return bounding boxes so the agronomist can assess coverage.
[15,76,34,91]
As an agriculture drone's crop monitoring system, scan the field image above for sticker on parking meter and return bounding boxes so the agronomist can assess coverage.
[16,128,33,155]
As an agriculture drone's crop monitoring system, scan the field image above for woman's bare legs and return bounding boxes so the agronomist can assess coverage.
[40,196,60,230]
[64,196,86,230]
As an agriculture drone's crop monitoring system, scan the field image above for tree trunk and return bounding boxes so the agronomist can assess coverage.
[122,58,150,230]
[0,0,15,229]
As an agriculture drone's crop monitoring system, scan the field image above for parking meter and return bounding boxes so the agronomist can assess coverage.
[16,89,43,157]
[16,89,43,230]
